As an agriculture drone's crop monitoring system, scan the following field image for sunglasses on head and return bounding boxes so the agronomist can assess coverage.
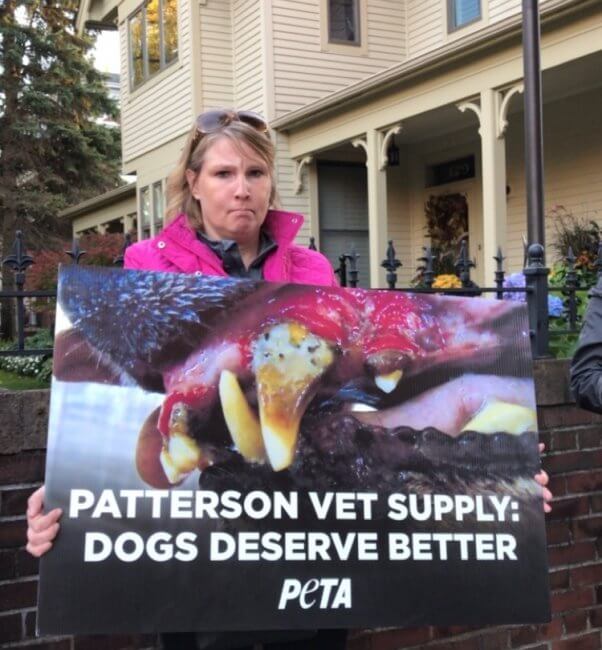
[190,110,269,151]
[196,110,268,134]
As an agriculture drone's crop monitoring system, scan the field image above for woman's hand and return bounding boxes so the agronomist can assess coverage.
[26,486,62,557]
[536,443,553,513]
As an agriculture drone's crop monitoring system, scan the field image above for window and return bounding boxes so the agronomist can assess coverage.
[152,181,164,233]
[328,0,360,45]
[427,156,475,187]
[140,186,151,239]
[129,0,178,89]
[448,0,481,31]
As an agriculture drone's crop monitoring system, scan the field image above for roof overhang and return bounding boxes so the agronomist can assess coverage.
[271,0,598,133]
[59,183,136,221]
[76,0,119,36]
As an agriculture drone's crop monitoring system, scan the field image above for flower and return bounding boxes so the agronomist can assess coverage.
[432,274,462,289]
[503,272,564,317]
[548,295,564,318]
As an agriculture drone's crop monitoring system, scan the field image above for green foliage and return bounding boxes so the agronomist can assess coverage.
[0,1,122,252]
[550,206,600,285]
[0,368,49,390]
[548,289,589,359]
[546,207,601,358]
[0,329,53,383]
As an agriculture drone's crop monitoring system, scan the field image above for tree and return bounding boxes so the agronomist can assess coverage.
[0,0,122,337]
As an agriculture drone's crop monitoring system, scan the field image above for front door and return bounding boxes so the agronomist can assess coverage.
[423,182,483,285]
[317,162,370,287]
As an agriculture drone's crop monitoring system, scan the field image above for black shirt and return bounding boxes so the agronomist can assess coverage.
[197,229,277,279]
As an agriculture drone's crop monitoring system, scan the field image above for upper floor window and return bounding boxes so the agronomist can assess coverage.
[129,0,178,89]
[328,0,360,45]
[448,0,481,31]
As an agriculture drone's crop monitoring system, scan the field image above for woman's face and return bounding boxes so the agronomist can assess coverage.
[186,136,272,244]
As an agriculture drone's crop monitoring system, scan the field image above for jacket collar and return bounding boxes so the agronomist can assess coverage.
[156,210,304,274]
[162,210,303,249]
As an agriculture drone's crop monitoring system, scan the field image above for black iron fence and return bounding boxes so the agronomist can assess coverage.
[1,230,599,362]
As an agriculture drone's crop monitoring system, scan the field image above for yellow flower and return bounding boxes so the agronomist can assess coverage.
[432,274,462,289]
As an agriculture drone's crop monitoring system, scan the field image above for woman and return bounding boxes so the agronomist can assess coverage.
[27,109,344,650]
[27,109,552,646]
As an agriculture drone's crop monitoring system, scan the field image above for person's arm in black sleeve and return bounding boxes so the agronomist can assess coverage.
[570,278,602,413]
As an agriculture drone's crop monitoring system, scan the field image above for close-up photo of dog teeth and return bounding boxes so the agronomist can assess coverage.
[54,265,538,504]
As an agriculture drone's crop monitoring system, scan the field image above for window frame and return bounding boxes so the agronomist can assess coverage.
[139,185,151,240]
[152,180,164,234]
[447,0,482,33]
[327,0,361,47]
[320,0,368,56]
[128,0,178,91]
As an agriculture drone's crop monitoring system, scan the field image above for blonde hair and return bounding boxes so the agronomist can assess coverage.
[165,116,279,230]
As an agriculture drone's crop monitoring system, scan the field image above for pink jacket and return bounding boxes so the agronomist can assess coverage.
[124,210,337,287]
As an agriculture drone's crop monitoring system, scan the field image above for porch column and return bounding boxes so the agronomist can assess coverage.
[123,214,135,234]
[353,129,389,287]
[458,85,521,285]
[480,89,507,285]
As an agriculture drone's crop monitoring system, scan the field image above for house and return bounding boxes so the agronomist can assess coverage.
[74,0,602,287]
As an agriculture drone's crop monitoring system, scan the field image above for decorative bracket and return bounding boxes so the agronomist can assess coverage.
[379,124,402,170]
[497,82,524,138]
[293,155,313,194]
[351,137,369,167]
[457,99,482,137]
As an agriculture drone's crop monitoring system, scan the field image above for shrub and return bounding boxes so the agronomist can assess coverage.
[25,232,126,292]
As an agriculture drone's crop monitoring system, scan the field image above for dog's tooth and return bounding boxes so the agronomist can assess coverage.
[159,431,202,484]
[462,401,537,435]
[219,370,266,463]
[374,369,403,393]
[252,323,334,471]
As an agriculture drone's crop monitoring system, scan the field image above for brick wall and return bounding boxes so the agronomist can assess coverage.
[1,360,601,649]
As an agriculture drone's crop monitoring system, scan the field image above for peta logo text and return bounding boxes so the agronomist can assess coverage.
[278,578,351,610]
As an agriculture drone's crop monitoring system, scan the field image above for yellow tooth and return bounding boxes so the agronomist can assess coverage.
[159,432,202,484]
[219,370,266,463]
[374,369,403,393]
[462,401,537,435]
[158,402,203,484]
[253,323,334,471]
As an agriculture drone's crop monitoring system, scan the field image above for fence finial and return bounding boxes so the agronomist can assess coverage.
[65,237,86,265]
[381,240,401,289]
[2,231,34,280]
[455,239,476,289]
[494,246,506,299]
[347,245,359,288]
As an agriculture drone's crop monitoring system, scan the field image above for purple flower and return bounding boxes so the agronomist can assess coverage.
[503,272,564,317]
[548,295,564,318]
[502,272,526,302]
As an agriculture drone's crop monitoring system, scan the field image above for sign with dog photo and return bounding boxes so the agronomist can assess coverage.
[38,265,550,633]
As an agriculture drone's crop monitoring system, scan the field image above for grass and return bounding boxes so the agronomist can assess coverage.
[0,368,50,391]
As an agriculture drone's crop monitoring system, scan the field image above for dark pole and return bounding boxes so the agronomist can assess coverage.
[522,0,545,251]
[522,0,550,357]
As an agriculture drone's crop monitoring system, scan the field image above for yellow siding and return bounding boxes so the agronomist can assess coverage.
[200,0,234,110]
[275,132,313,245]
[232,1,264,113]
[272,0,405,117]
[489,0,553,23]
[406,0,442,59]
[506,86,602,273]
[488,0,522,22]
[120,0,193,165]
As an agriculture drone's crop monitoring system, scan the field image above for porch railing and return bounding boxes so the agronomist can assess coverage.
[1,230,599,362]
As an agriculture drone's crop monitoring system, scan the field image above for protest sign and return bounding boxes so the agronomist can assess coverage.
[38,265,550,633]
